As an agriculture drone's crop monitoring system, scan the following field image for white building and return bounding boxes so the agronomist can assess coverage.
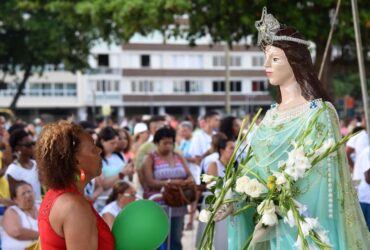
[0,34,271,121]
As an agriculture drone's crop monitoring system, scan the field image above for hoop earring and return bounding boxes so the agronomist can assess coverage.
[76,169,86,182]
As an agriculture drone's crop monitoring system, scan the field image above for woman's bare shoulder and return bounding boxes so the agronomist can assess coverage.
[52,192,92,217]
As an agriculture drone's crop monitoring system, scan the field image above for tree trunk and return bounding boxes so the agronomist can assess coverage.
[9,65,32,112]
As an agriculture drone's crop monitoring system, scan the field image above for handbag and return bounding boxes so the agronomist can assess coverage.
[162,182,197,207]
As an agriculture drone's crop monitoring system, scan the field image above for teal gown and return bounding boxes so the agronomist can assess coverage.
[228,99,370,249]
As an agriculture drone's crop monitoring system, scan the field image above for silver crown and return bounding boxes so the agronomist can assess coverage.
[255,7,310,47]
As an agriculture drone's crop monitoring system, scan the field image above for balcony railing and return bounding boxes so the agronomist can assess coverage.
[0,88,77,97]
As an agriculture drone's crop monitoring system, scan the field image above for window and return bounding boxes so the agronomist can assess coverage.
[231,56,242,66]
[131,80,154,93]
[252,80,267,92]
[66,83,77,96]
[252,56,264,67]
[141,55,150,67]
[173,80,202,93]
[213,56,225,67]
[213,56,241,67]
[213,81,242,92]
[42,83,52,96]
[29,83,41,96]
[212,81,225,92]
[54,83,64,96]
[97,54,109,67]
[96,80,119,93]
[230,81,242,92]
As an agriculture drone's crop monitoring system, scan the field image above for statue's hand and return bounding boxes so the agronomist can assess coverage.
[213,203,234,222]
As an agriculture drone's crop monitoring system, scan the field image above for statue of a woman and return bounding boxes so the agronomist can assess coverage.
[228,8,370,250]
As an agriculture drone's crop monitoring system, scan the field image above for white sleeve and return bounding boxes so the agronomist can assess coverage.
[188,133,201,157]
[358,148,370,174]
[346,134,357,148]
[5,164,19,180]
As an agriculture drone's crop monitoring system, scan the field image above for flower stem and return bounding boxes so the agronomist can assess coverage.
[232,204,254,216]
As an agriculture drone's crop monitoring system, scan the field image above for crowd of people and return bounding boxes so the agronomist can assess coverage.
[0,110,368,249]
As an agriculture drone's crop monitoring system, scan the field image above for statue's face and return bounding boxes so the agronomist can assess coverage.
[264,45,295,86]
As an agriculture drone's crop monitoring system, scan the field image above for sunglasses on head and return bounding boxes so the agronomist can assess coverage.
[18,141,35,148]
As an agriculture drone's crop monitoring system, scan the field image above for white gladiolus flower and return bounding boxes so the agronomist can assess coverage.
[235,176,250,193]
[283,209,296,228]
[261,212,278,226]
[308,244,319,250]
[300,221,312,237]
[214,189,221,197]
[293,200,309,216]
[317,230,331,245]
[244,179,265,198]
[321,138,335,152]
[272,171,287,185]
[199,209,212,223]
[224,189,234,200]
[284,165,305,181]
[207,181,217,189]
[257,200,275,215]
[294,237,303,249]
[286,145,311,175]
[314,138,336,158]
[295,156,311,172]
[305,217,320,230]
[305,138,313,145]
[202,174,216,183]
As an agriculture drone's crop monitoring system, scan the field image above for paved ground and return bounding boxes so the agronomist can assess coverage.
[182,214,200,250]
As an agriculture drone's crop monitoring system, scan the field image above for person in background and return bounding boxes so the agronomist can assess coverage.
[95,127,134,211]
[33,118,44,137]
[188,111,221,166]
[116,128,133,163]
[143,126,194,250]
[206,137,235,250]
[36,121,114,249]
[94,116,106,134]
[346,114,368,173]
[200,133,228,174]
[0,116,13,207]
[178,121,199,230]
[219,116,241,142]
[1,181,38,250]
[353,146,370,230]
[6,129,41,202]
[133,116,166,194]
[131,122,150,157]
[101,181,136,229]
[79,121,98,143]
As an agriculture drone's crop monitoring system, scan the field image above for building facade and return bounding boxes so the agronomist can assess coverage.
[0,36,271,122]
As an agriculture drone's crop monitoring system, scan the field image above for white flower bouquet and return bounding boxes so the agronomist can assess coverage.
[199,105,354,250]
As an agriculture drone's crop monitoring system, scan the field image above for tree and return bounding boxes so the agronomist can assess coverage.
[0,1,100,111]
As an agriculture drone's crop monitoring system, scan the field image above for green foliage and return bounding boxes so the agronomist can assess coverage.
[333,73,370,98]
[0,0,99,73]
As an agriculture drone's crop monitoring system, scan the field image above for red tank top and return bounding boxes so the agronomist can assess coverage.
[38,187,115,250]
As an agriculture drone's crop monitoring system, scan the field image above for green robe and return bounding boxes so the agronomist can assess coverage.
[228,99,370,249]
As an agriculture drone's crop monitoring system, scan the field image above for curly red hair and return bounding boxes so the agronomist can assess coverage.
[35,121,84,189]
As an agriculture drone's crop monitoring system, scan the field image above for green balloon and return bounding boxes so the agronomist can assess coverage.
[112,200,169,250]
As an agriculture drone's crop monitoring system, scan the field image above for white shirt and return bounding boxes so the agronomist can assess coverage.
[100,201,122,218]
[355,147,370,204]
[347,130,369,159]
[188,130,212,158]
[200,152,219,174]
[5,160,41,201]
[0,205,38,250]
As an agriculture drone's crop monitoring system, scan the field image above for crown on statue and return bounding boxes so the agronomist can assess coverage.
[255,7,311,47]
